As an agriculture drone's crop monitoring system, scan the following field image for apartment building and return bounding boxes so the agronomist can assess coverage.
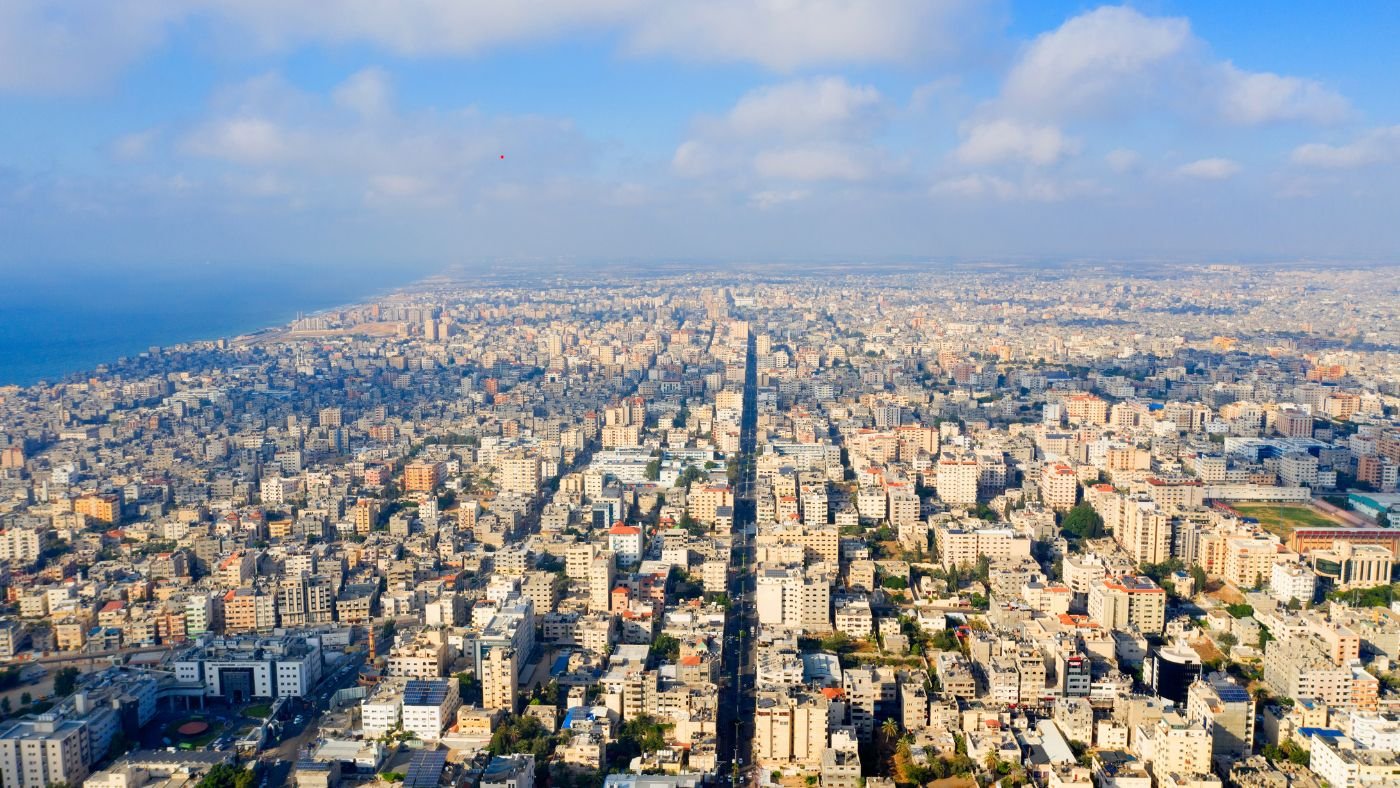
[936,451,980,505]
[1088,576,1166,634]
[1040,462,1079,512]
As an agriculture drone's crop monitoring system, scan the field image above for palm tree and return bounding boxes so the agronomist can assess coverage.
[880,718,902,743]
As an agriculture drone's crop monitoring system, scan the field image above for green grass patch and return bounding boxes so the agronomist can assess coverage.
[244,703,273,719]
[1231,503,1340,539]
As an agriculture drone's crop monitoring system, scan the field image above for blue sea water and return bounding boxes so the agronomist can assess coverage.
[0,262,429,386]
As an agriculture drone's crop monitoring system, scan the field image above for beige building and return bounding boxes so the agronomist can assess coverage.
[755,567,832,633]
[0,717,92,788]
[588,552,615,613]
[936,451,980,505]
[387,631,449,679]
[1221,537,1293,589]
[1312,543,1394,590]
[353,499,380,535]
[1040,462,1079,512]
[753,690,831,765]
[934,523,1032,570]
[1143,711,1212,782]
[687,484,734,525]
[277,576,335,626]
[1088,576,1166,634]
[498,453,542,496]
[1064,394,1109,425]
[1114,497,1173,567]
[482,646,519,714]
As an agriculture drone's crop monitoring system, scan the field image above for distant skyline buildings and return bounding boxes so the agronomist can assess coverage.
[1,2,1399,266]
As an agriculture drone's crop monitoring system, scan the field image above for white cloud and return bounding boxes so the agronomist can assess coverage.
[726,77,882,139]
[932,173,1018,200]
[1104,148,1141,173]
[1216,63,1349,125]
[1002,6,1191,117]
[674,77,888,184]
[367,174,434,200]
[1291,125,1400,168]
[953,119,1078,166]
[333,67,393,116]
[993,5,1348,126]
[0,0,987,93]
[0,0,175,93]
[931,173,1096,202]
[671,141,717,178]
[625,0,977,71]
[749,188,810,209]
[753,146,868,181]
[111,129,160,160]
[174,72,597,207]
[183,117,295,163]
[1176,158,1241,180]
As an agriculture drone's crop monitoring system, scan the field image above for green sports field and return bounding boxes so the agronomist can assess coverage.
[1231,502,1341,539]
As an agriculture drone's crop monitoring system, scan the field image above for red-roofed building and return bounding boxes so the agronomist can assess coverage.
[608,523,643,566]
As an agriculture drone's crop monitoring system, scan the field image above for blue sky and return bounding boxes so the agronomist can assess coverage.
[1,1,1398,269]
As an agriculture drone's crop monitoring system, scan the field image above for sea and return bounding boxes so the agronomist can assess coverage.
[0,262,429,387]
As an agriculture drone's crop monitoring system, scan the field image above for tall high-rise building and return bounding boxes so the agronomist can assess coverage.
[936,451,980,505]
[223,588,278,633]
[404,461,446,493]
[1147,711,1212,781]
[1148,640,1203,706]
[1088,575,1166,634]
[481,646,519,714]
[1186,672,1255,760]
[499,452,542,496]
[278,576,335,626]
[1040,462,1079,512]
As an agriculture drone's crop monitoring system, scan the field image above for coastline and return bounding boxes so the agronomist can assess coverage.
[0,266,425,388]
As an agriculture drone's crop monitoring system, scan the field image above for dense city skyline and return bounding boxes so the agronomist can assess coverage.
[4,4,1400,788]
[3,1,1400,265]
[3,265,1400,787]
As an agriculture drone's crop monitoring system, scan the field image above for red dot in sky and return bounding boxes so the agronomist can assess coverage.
[499,154,505,159]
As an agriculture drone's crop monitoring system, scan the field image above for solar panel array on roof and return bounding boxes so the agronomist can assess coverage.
[403,679,450,707]
[1216,685,1250,703]
[404,749,448,788]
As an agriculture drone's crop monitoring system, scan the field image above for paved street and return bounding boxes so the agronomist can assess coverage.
[716,329,759,785]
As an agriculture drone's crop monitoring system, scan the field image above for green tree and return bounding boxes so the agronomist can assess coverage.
[1060,503,1104,540]
[1327,583,1400,608]
[456,672,483,706]
[650,633,681,665]
[488,714,557,760]
[53,667,81,697]
[196,763,255,788]
[1190,565,1209,593]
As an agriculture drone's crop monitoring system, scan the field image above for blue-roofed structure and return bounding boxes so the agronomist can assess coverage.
[1215,684,1250,703]
[403,679,451,707]
[404,748,448,788]
[1300,727,1344,744]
